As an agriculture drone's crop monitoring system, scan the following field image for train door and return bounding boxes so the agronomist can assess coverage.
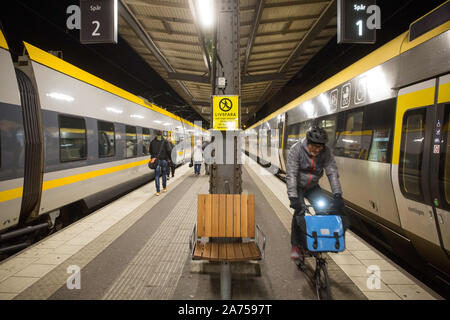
[434,74,450,254]
[391,78,444,251]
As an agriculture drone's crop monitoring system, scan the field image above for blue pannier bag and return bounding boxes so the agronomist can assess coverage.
[297,215,345,252]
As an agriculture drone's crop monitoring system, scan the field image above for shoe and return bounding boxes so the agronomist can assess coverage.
[156,192,160,196]
[167,176,170,180]
[163,187,167,192]
[290,246,304,261]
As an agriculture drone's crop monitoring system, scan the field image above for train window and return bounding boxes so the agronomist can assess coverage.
[59,115,87,162]
[399,108,427,202]
[125,125,137,158]
[335,111,368,159]
[316,115,337,147]
[365,99,396,163]
[439,105,450,209]
[142,128,151,155]
[98,121,115,157]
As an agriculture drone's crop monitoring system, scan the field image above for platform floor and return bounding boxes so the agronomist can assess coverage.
[0,158,442,300]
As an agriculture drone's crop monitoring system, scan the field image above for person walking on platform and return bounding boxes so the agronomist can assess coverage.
[286,126,345,261]
[167,138,176,180]
[192,141,203,175]
[150,130,172,195]
[202,140,212,175]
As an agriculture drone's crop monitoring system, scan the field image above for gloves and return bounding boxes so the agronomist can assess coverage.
[333,193,344,209]
[289,197,305,213]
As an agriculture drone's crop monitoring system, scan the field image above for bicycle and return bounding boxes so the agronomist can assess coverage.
[293,204,345,300]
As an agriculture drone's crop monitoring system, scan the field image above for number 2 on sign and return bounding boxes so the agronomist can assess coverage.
[92,20,100,36]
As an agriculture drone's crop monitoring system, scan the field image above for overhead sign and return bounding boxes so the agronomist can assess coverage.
[337,0,378,44]
[213,95,239,131]
[80,0,118,44]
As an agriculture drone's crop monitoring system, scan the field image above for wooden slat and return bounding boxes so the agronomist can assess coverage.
[203,242,212,259]
[226,243,235,260]
[234,243,244,260]
[211,242,219,260]
[248,242,261,259]
[212,194,219,237]
[233,195,241,237]
[241,242,252,259]
[193,241,204,259]
[226,195,234,237]
[241,194,248,237]
[219,194,226,237]
[205,194,212,236]
[197,195,205,237]
[218,243,227,260]
[248,194,255,238]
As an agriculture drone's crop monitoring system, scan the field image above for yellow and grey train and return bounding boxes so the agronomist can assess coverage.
[0,31,204,252]
[245,4,450,288]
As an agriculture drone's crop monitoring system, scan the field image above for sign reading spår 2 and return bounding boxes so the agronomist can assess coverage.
[80,0,118,44]
[213,95,239,131]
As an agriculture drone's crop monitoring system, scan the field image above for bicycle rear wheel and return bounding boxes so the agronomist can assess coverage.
[315,260,331,300]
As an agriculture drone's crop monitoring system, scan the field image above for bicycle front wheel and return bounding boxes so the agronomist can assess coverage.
[315,261,331,300]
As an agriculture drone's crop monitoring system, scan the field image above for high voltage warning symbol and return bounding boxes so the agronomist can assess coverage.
[219,98,233,112]
[213,95,239,131]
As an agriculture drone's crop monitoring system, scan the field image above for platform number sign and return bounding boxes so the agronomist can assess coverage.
[80,0,118,44]
[337,0,380,44]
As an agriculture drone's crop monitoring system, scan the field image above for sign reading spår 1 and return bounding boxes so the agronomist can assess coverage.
[337,0,380,44]
[80,0,118,44]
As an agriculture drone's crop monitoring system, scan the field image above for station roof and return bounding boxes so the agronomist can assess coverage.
[118,0,338,124]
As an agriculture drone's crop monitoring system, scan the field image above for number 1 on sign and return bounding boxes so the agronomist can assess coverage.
[92,20,100,36]
[356,20,363,36]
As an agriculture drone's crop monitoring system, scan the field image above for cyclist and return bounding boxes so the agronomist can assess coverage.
[286,126,345,261]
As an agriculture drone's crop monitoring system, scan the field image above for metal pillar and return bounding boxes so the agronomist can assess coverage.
[220,262,232,300]
[210,0,241,195]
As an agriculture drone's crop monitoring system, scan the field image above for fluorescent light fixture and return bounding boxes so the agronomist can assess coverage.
[342,139,356,143]
[130,114,144,119]
[196,0,214,28]
[153,120,162,124]
[163,122,171,126]
[106,107,123,114]
[46,92,74,102]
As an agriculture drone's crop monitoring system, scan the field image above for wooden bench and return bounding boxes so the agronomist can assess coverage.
[190,194,265,262]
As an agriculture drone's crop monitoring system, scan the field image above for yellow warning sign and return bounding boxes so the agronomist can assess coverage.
[213,95,239,130]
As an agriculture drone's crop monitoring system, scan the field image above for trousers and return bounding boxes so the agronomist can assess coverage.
[155,160,168,192]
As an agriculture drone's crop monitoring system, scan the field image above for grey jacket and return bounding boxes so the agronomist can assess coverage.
[286,139,342,198]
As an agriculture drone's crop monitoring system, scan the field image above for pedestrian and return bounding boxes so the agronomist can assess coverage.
[193,141,203,175]
[202,139,211,175]
[149,130,172,196]
[167,138,176,180]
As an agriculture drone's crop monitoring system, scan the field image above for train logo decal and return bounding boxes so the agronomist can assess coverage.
[355,76,367,104]
[341,83,351,108]
[330,89,338,111]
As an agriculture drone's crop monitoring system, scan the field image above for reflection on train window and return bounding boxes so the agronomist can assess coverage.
[399,108,426,202]
[142,128,151,155]
[59,115,87,162]
[368,129,391,162]
[98,121,115,157]
[439,105,450,209]
[125,125,137,158]
[317,115,336,147]
[335,111,370,159]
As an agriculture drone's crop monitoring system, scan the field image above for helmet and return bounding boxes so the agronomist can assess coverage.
[306,126,328,145]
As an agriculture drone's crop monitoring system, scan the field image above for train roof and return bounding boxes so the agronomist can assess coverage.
[247,9,450,131]
[0,29,8,50]
[23,41,205,132]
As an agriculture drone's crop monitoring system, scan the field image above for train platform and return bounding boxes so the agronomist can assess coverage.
[0,159,443,300]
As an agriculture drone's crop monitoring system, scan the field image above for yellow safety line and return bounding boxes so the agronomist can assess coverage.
[0,158,150,203]
[0,29,8,50]
[392,86,435,165]
[23,42,205,132]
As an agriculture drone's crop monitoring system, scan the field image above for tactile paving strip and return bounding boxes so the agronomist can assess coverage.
[102,176,209,299]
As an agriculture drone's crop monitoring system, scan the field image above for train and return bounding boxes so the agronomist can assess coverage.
[0,30,205,254]
[244,3,450,291]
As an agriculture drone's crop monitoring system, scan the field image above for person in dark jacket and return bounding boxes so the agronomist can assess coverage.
[167,138,176,180]
[286,126,345,261]
[150,130,172,195]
